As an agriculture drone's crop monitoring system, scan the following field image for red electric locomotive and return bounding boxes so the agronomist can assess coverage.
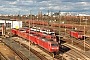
[38,37,59,52]
[70,30,83,39]
[27,33,59,52]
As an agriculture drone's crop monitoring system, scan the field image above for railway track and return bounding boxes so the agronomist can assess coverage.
[85,41,90,48]
[70,37,90,50]
[18,41,48,60]
[63,52,76,60]
[62,37,90,51]
[60,36,90,59]
[0,52,8,60]
[0,38,29,60]
[63,43,90,60]
[85,38,90,48]
[37,44,65,60]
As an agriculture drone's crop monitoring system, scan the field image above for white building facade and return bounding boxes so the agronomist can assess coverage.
[0,20,22,29]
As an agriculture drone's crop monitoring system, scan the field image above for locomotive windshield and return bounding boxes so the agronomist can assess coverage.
[51,44,58,46]
[51,36,56,39]
[19,30,24,31]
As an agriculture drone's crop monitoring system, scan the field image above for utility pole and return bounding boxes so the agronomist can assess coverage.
[59,10,63,60]
[51,10,53,28]
[84,25,85,52]
[83,16,88,52]
[72,18,74,45]
[80,16,81,25]
[58,10,61,44]
[29,10,32,56]
[48,10,49,28]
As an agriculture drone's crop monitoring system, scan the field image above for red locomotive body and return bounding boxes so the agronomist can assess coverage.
[11,28,18,35]
[70,30,83,39]
[28,34,39,44]
[37,37,59,52]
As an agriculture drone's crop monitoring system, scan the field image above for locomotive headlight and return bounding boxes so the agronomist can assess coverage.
[52,48,54,49]
[57,47,59,49]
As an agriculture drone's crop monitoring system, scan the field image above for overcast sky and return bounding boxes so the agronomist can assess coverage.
[0,0,90,15]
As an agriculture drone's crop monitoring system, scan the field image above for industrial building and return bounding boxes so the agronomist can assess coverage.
[0,19,22,29]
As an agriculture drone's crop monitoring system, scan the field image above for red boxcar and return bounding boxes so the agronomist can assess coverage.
[52,23,59,27]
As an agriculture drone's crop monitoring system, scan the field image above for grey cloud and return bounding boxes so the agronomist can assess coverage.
[0,0,90,15]
[61,0,79,2]
[2,0,16,1]
[34,0,50,2]
[61,0,90,2]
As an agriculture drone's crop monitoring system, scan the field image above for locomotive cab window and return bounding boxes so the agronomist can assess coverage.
[51,44,58,46]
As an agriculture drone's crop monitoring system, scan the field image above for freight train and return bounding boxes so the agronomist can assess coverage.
[11,27,59,53]
[25,20,75,29]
